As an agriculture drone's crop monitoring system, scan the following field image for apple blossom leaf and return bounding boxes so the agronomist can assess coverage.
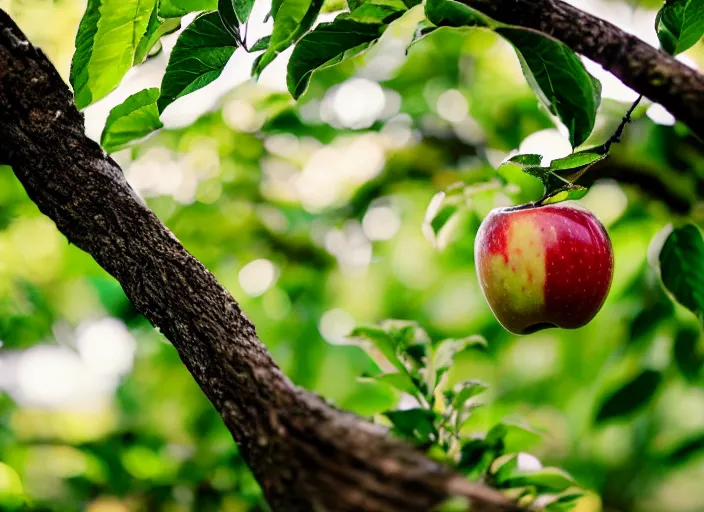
[659,224,704,322]
[70,0,155,109]
[595,369,662,423]
[100,88,163,153]
[158,12,239,113]
[673,326,704,381]
[496,27,602,147]
[383,408,440,444]
[358,372,419,395]
[656,0,704,55]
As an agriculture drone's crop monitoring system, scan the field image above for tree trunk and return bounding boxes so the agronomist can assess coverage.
[0,9,517,512]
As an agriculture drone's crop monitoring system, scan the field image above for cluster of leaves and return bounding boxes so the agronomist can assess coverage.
[350,321,585,510]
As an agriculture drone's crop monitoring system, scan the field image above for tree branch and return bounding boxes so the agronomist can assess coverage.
[460,0,704,140]
[0,10,518,512]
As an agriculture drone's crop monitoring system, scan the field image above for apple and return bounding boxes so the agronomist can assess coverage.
[474,202,613,335]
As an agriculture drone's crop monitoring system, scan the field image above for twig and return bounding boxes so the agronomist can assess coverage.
[599,95,643,154]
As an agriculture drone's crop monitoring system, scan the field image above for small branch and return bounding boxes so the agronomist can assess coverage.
[459,0,704,140]
[599,95,643,155]
[0,9,518,512]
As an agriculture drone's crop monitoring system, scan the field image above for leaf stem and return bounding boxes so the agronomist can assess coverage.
[599,95,643,154]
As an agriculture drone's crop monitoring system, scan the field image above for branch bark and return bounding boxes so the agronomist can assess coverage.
[0,10,518,512]
[460,0,704,140]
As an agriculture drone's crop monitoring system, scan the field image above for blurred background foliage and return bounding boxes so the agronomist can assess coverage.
[1,0,704,511]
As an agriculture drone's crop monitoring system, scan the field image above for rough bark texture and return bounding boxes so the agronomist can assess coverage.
[461,0,704,140]
[0,10,519,512]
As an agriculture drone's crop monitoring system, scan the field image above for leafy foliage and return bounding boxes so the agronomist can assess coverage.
[656,0,704,55]
[101,89,164,153]
[659,224,704,322]
[158,11,239,112]
[70,0,155,109]
[495,28,602,148]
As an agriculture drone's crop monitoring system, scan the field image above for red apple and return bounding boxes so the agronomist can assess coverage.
[474,202,613,335]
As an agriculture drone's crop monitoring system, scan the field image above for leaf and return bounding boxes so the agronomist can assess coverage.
[664,433,704,465]
[159,0,217,17]
[545,492,586,512]
[100,88,164,153]
[424,0,488,28]
[249,35,271,52]
[158,12,238,112]
[656,0,704,55]
[70,0,155,109]
[540,186,588,205]
[349,326,405,372]
[134,8,182,65]
[673,326,704,381]
[495,456,575,493]
[659,224,704,321]
[458,438,496,478]
[433,336,487,372]
[359,372,418,394]
[218,0,242,40]
[254,0,325,77]
[548,150,607,182]
[595,369,662,423]
[383,408,440,444]
[235,0,255,23]
[446,379,488,411]
[496,27,601,147]
[287,17,383,98]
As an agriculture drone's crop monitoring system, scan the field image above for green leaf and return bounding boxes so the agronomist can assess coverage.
[595,369,662,423]
[659,224,704,321]
[496,27,601,147]
[424,0,488,28]
[445,379,487,416]
[664,433,704,465]
[159,0,217,17]
[100,88,164,153]
[383,408,440,444]
[158,12,238,113]
[673,326,704,381]
[70,0,155,109]
[657,0,704,55]
[433,336,487,372]
[359,372,418,394]
[254,0,325,77]
[287,17,383,98]
[540,186,588,205]
[218,0,242,40]
[249,35,271,52]
[349,326,405,372]
[235,0,256,23]
[134,8,182,65]
[548,150,607,182]
[545,492,586,512]
[495,456,575,493]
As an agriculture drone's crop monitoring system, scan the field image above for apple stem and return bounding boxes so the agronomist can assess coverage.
[599,95,643,155]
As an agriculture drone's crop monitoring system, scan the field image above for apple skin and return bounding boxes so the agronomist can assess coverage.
[474,202,614,335]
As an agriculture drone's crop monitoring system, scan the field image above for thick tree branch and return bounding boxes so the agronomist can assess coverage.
[0,10,517,512]
[461,0,704,140]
